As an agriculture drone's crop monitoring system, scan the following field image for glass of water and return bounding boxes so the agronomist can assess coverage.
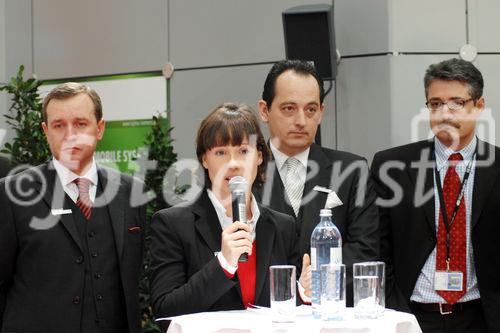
[353,261,385,319]
[269,265,296,322]
[320,263,346,321]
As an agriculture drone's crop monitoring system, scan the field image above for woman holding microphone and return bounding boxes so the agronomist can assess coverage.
[150,103,310,320]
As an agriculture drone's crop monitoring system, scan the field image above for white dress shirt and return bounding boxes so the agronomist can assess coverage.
[52,157,98,203]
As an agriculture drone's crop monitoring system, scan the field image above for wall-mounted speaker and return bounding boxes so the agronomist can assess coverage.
[282,4,336,80]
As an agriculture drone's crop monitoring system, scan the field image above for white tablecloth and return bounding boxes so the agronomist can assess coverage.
[163,306,422,333]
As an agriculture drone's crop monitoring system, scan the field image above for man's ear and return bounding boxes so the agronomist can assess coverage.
[258,100,270,123]
[42,122,48,135]
[96,119,105,140]
[317,103,325,124]
[475,97,485,110]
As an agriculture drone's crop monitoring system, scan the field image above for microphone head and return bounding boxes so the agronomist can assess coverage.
[228,176,247,193]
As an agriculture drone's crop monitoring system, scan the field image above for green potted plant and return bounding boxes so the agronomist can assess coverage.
[141,112,178,332]
[0,65,50,166]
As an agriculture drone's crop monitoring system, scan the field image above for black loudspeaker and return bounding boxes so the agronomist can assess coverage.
[282,4,336,80]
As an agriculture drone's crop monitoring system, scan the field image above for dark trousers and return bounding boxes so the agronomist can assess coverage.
[409,301,488,333]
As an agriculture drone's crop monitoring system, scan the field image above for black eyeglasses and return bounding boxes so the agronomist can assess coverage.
[426,98,473,111]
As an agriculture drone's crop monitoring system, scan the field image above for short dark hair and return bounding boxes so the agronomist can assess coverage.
[42,82,103,123]
[424,58,484,101]
[262,59,325,107]
[196,102,270,188]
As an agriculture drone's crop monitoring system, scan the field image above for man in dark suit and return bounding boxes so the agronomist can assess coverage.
[0,156,11,178]
[255,60,379,303]
[371,58,499,332]
[0,82,146,333]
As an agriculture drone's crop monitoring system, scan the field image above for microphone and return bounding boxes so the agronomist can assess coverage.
[228,176,249,262]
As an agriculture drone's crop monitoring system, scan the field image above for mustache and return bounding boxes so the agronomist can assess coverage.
[435,120,460,129]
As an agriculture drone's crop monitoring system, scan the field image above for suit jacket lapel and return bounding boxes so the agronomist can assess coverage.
[471,140,500,229]
[255,206,275,303]
[98,167,126,260]
[299,144,332,226]
[193,191,223,253]
[406,140,436,233]
[36,162,84,252]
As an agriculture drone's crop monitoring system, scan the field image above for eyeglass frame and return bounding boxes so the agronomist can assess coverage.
[425,98,474,112]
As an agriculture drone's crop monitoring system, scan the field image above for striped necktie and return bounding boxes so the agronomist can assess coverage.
[284,157,304,217]
[74,178,93,220]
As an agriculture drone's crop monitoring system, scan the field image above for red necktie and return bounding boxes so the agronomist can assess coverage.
[436,153,467,304]
[74,178,92,220]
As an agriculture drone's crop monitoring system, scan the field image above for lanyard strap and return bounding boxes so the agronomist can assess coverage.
[434,153,475,264]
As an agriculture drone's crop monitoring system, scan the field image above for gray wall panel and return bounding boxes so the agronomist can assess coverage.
[335,0,466,56]
[336,56,392,161]
[0,0,8,148]
[33,0,168,79]
[391,0,466,53]
[468,0,500,52]
[169,64,272,159]
[5,0,32,79]
[169,0,330,69]
[335,0,390,56]
[475,55,500,146]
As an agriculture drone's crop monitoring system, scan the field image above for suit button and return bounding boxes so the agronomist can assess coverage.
[75,256,84,264]
[73,296,81,304]
[94,272,102,279]
[88,231,95,238]
[96,294,103,301]
[91,252,98,258]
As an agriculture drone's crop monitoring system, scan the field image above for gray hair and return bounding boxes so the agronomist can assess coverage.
[424,58,484,101]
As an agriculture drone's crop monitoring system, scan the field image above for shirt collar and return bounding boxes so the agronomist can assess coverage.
[269,140,310,172]
[52,157,98,187]
[206,189,260,238]
[434,136,477,171]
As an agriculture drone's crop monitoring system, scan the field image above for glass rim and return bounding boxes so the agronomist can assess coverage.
[320,263,345,268]
[353,261,385,267]
[269,264,296,270]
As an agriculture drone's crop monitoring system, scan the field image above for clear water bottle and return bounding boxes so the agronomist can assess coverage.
[310,209,342,319]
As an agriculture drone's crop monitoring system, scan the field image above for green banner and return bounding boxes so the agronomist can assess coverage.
[96,119,153,174]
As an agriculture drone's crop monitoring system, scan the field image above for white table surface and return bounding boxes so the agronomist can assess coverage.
[163,306,422,333]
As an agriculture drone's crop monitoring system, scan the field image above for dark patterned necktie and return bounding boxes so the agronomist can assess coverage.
[436,153,467,304]
[74,178,92,220]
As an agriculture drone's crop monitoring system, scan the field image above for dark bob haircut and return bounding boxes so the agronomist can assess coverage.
[196,102,270,188]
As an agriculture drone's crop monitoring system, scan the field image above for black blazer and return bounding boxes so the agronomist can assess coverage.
[254,143,379,304]
[150,190,300,318]
[0,162,146,333]
[0,157,10,179]
[371,139,500,332]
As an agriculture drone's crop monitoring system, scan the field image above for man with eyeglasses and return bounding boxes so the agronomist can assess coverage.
[371,58,500,332]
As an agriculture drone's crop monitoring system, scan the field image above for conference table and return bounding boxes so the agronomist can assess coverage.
[163,305,422,333]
